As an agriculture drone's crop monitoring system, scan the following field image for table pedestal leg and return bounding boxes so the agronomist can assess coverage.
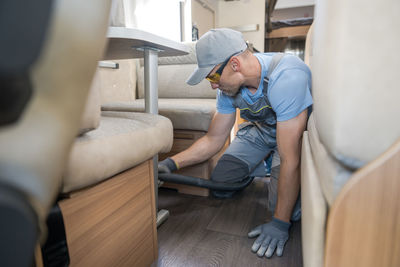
[143,48,169,227]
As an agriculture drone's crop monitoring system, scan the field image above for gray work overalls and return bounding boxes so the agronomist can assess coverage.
[218,53,284,179]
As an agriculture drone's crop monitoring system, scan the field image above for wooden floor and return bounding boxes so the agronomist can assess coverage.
[156,177,303,267]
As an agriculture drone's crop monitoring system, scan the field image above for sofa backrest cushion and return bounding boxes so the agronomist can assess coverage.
[312,0,400,168]
[137,64,216,99]
[97,59,137,104]
[78,79,101,135]
[137,42,216,99]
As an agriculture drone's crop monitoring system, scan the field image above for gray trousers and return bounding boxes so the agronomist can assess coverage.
[211,123,301,220]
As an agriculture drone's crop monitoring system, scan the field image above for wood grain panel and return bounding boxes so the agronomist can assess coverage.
[160,130,229,196]
[325,139,400,267]
[161,162,210,197]
[148,158,158,260]
[266,25,311,39]
[59,160,157,267]
[173,130,205,140]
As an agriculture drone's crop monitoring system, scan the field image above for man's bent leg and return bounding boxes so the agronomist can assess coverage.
[210,124,273,198]
[211,154,250,183]
[210,154,257,198]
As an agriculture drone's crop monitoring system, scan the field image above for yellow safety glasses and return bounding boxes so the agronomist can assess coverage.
[206,53,236,83]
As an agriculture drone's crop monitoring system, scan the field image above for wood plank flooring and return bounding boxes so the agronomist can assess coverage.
[156,177,303,267]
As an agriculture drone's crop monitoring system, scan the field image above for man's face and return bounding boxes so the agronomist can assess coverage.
[218,79,241,96]
[206,59,241,96]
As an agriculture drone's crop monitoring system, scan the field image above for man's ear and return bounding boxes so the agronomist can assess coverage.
[231,57,240,72]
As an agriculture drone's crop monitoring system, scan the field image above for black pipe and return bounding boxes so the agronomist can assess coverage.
[158,173,254,191]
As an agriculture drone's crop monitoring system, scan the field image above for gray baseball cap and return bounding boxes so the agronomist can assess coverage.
[186,28,248,85]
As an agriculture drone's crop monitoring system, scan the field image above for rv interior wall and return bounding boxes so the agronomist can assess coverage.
[192,0,216,38]
[217,0,266,52]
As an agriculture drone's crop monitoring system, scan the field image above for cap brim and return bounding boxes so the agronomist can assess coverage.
[186,65,215,85]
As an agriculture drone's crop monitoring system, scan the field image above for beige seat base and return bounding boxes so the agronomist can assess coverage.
[325,138,400,267]
[301,131,327,267]
[58,160,157,267]
[159,130,229,197]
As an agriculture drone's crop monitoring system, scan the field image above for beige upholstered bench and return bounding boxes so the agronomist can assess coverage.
[58,72,173,266]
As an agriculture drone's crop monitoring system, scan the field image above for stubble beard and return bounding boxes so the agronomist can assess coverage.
[221,85,241,97]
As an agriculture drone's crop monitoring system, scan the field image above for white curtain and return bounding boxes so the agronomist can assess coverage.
[110,0,128,27]
[110,0,191,42]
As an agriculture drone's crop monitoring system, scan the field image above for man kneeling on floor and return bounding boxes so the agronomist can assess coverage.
[158,28,312,259]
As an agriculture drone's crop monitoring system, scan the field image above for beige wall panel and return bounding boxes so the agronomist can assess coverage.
[217,0,265,52]
[192,0,215,38]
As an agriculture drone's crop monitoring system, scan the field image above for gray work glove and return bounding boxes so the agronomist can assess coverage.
[158,157,178,173]
[248,216,291,258]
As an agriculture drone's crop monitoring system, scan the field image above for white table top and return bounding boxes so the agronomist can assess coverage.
[103,27,190,60]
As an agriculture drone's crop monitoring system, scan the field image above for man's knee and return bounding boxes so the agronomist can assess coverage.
[211,154,249,183]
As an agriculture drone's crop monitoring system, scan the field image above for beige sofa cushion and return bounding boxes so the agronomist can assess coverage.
[138,41,197,66]
[78,80,101,135]
[62,111,173,193]
[158,42,197,65]
[307,113,352,206]
[137,42,216,99]
[312,0,400,168]
[96,59,137,105]
[301,131,327,267]
[102,98,216,131]
[79,58,138,135]
[137,64,216,99]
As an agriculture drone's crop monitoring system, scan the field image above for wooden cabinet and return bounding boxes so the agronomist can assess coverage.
[159,130,229,197]
[58,160,157,267]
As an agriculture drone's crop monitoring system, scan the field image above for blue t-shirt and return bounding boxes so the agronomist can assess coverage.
[216,53,312,122]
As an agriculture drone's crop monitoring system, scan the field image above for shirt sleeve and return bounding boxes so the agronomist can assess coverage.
[268,68,313,121]
[216,89,236,114]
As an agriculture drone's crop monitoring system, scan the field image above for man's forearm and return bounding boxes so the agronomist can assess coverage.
[273,160,300,222]
[171,135,225,169]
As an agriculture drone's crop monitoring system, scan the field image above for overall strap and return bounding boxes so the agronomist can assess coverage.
[265,53,285,83]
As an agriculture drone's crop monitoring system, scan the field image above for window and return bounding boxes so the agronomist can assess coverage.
[112,0,191,42]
